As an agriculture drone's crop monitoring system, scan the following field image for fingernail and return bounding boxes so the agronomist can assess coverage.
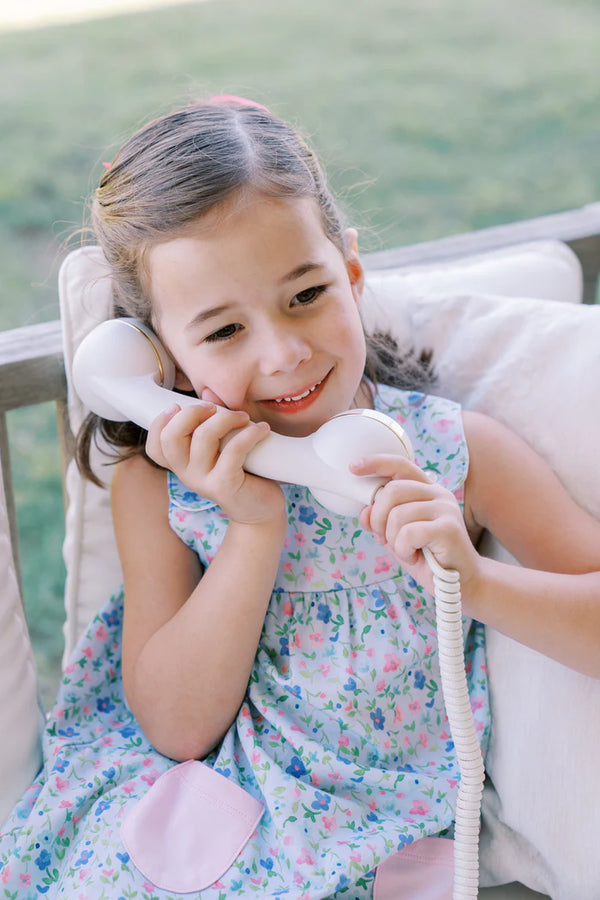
[374,534,386,545]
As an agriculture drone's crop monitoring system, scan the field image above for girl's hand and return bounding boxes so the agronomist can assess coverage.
[350,454,481,594]
[145,401,285,526]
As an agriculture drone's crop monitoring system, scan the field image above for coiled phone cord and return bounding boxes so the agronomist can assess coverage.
[423,547,485,900]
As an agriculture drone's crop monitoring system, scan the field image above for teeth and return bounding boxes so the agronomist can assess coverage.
[274,381,321,403]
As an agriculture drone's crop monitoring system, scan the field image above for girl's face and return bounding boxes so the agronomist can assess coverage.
[147,195,368,437]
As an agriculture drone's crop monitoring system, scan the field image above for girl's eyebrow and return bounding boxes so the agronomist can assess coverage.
[279,261,324,284]
[185,305,231,331]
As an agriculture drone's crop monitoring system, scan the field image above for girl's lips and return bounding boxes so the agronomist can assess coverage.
[260,373,329,415]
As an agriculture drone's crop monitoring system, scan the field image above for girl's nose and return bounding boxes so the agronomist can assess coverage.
[258,327,312,375]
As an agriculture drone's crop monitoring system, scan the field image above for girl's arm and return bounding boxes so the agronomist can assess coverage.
[113,412,287,762]
[353,411,600,677]
[460,410,600,677]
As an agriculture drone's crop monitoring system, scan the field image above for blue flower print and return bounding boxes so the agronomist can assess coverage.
[311,791,331,812]
[279,636,290,657]
[101,608,121,628]
[74,849,94,868]
[119,724,137,738]
[370,708,386,731]
[316,603,331,624]
[372,589,386,608]
[182,490,200,503]
[413,670,426,690]
[96,800,112,817]
[116,852,130,865]
[285,756,307,778]
[96,696,115,714]
[298,505,317,525]
[260,857,274,871]
[34,849,51,870]
[343,676,357,691]
[53,756,68,773]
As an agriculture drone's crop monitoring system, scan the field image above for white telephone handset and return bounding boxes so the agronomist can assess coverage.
[72,317,483,900]
[72,317,414,516]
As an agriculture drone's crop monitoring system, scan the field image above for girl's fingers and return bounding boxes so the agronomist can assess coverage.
[350,453,435,484]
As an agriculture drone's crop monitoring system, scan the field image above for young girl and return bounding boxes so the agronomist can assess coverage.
[1,96,600,900]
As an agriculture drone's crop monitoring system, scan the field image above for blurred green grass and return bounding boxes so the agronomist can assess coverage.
[1,0,599,707]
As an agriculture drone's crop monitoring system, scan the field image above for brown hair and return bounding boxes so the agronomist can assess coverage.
[77,98,432,484]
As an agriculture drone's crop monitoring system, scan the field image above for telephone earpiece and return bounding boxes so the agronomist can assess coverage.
[72,318,414,515]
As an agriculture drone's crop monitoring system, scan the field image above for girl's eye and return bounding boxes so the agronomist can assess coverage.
[203,323,242,343]
[291,285,326,307]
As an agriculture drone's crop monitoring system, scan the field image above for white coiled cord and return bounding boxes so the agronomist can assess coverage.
[423,547,485,900]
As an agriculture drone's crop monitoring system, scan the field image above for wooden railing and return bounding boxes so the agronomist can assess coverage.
[1,202,599,591]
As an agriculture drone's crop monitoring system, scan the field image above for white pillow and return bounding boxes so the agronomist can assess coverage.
[371,288,600,899]
[0,476,44,827]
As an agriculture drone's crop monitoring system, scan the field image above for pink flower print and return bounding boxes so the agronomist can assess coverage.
[366,647,375,658]
[293,871,304,884]
[82,646,93,658]
[320,663,331,677]
[55,776,70,792]
[323,815,337,831]
[409,699,421,713]
[95,624,108,641]
[193,530,204,539]
[282,561,293,573]
[0,866,11,885]
[309,631,323,645]
[388,605,399,619]
[331,568,342,579]
[123,782,136,795]
[376,679,387,692]
[297,848,315,865]
[82,704,91,715]
[350,851,362,863]
[174,510,188,522]
[143,757,154,767]
[433,418,452,433]
[409,800,431,816]
[338,735,350,747]
[419,732,429,748]
[368,799,377,811]
[19,874,31,887]
[282,600,293,615]
[424,642,433,656]
[64,663,75,674]
[357,551,365,560]
[374,556,392,574]
[101,736,113,747]
[394,705,404,723]
[284,835,293,845]
[141,769,160,786]
[251,750,261,764]
[303,564,315,579]
[384,653,401,672]
[59,800,73,809]
[294,532,306,546]
[291,632,302,648]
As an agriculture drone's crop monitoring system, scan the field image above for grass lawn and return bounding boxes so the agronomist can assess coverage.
[1,0,599,706]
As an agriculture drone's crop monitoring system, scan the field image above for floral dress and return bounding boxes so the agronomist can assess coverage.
[0,385,488,900]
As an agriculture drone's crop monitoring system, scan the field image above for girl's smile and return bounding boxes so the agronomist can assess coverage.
[148,194,370,437]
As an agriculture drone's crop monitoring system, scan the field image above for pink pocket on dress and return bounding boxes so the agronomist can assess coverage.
[121,759,263,893]
[374,836,454,900]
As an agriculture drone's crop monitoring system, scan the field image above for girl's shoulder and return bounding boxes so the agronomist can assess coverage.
[373,384,467,490]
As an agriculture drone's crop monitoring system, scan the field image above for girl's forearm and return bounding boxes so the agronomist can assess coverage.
[465,558,600,678]
[129,514,287,761]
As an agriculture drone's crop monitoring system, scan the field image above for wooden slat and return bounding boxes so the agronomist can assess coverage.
[0,411,23,600]
[364,202,600,302]
[0,319,66,413]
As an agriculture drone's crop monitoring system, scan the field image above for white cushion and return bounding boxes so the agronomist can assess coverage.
[0,476,44,826]
[57,237,593,896]
[367,288,600,898]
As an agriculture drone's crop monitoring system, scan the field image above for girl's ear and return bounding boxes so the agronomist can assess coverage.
[342,228,364,302]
